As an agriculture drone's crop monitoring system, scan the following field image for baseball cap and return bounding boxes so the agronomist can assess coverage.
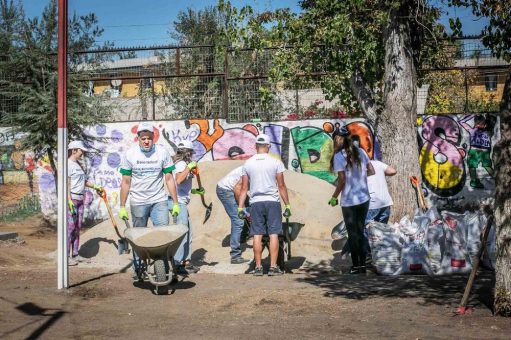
[136,122,154,134]
[177,140,194,150]
[68,140,88,151]
[255,134,271,145]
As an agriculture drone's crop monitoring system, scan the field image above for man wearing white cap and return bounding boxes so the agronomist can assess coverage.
[169,139,202,274]
[118,121,180,228]
[237,134,291,276]
[67,140,104,265]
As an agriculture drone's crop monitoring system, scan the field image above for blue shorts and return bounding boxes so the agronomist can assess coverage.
[250,201,282,236]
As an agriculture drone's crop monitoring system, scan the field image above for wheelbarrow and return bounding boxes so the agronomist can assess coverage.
[124,221,188,295]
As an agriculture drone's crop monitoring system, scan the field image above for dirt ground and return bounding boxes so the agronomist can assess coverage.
[0,214,510,339]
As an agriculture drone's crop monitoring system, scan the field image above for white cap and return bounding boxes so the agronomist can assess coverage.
[68,140,88,151]
[177,140,194,150]
[255,134,271,145]
[137,122,154,134]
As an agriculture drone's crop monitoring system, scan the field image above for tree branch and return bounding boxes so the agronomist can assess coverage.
[348,70,380,126]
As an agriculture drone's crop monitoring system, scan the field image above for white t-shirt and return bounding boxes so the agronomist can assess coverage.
[174,160,194,205]
[68,159,86,200]
[119,144,175,205]
[217,166,243,191]
[333,147,370,207]
[242,153,285,204]
[367,160,393,209]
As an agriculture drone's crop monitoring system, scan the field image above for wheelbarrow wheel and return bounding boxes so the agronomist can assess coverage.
[154,259,169,295]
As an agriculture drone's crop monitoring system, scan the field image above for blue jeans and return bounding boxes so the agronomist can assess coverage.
[365,206,391,224]
[216,186,244,259]
[168,198,191,264]
[130,200,169,273]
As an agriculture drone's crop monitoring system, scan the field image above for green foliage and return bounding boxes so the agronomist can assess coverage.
[218,0,448,116]
[0,0,111,169]
[450,0,511,61]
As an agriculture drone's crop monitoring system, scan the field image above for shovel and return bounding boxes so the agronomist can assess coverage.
[99,189,130,254]
[193,167,213,224]
[409,176,428,212]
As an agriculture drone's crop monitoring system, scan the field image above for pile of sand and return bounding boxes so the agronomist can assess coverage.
[77,160,344,273]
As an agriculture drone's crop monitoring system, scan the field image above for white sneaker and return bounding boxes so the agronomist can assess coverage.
[68,257,78,266]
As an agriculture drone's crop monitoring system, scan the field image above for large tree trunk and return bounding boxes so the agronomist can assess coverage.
[493,70,511,316]
[376,8,421,221]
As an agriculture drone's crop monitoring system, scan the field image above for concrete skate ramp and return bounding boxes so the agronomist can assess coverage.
[78,160,342,273]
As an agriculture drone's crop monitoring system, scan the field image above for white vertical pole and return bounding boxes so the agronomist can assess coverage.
[57,0,68,289]
[57,129,68,289]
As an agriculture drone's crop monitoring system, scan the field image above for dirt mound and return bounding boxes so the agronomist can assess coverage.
[78,160,343,272]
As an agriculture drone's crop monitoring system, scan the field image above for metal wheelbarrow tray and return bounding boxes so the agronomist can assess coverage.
[124,224,188,294]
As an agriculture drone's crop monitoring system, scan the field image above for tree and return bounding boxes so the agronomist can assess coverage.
[219,0,447,219]
[450,0,511,317]
[158,6,225,119]
[0,0,110,186]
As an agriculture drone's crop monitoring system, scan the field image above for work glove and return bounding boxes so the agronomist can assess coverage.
[92,184,104,195]
[237,207,249,219]
[187,161,197,171]
[191,187,205,195]
[67,199,76,215]
[171,203,181,217]
[283,204,291,218]
[119,206,129,220]
[328,197,338,206]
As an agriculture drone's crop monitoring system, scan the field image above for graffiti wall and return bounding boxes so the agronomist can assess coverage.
[417,114,499,206]
[33,114,499,221]
[0,127,35,187]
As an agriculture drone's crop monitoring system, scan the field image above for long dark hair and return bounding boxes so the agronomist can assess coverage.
[330,135,361,171]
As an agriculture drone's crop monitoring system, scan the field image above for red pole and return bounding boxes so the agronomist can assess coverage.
[57,0,68,289]
[58,0,67,129]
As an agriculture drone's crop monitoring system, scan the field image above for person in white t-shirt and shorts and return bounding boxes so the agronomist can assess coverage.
[237,134,291,276]
[168,140,203,274]
[67,140,104,266]
[328,126,375,274]
[216,166,250,264]
[118,122,180,275]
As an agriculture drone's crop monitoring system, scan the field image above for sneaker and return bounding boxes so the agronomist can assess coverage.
[348,266,359,274]
[253,266,264,276]
[358,266,367,274]
[68,257,78,266]
[268,266,284,276]
[73,255,90,263]
[231,257,250,264]
[185,264,200,274]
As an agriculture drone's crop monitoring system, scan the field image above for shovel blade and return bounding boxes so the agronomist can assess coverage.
[203,203,213,224]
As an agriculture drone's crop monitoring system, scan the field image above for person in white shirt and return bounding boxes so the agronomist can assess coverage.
[169,140,202,274]
[216,166,250,264]
[366,160,396,224]
[67,140,103,266]
[118,122,180,277]
[328,126,375,274]
[238,134,291,276]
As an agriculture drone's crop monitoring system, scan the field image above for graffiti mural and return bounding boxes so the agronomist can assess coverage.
[418,114,498,202]
[25,115,499,221]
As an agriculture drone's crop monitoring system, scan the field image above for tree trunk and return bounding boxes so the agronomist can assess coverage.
[377,8,421,221]
[493,69,511,316]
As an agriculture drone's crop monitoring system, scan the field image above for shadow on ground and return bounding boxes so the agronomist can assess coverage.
[297,265,495,310]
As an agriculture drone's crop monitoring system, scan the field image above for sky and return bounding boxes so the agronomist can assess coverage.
[21,0,487,48]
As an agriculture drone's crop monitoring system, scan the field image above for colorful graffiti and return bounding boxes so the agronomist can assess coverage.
[418,114,498,200]
[25,115,498,221]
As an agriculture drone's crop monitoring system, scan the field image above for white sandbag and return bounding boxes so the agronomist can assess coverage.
[426,221,445,274]
[367,222,403,275]
[399,241,434,275]
[438,212,472,274]
[464,211,484,262]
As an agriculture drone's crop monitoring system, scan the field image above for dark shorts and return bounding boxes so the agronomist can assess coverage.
[250,201,282,236]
